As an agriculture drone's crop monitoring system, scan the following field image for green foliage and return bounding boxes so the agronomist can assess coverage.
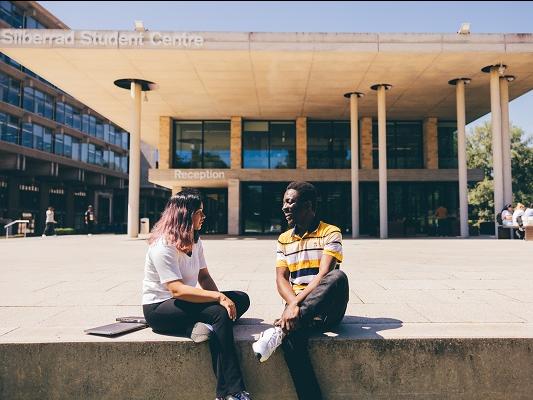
[55,228,76,235]
[467,121,533,222]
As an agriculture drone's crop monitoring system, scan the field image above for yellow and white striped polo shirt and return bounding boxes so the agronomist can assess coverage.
[276,220,343,294]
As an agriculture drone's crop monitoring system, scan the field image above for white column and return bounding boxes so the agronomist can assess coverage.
[349,93,361,238]
[127,81,142,238]
[454,79,469,238]
[376,85,389,239]
[228,179,240,235]
[500,76,513,206]
[489,67,504,236]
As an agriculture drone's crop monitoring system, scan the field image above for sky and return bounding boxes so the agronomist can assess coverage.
[39,1,533,137]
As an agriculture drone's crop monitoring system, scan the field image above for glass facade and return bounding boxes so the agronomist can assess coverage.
[0,1,23,28]
[22,87,54,119]
[0,112,19,144]
[307,121,351,169]
[241,182,459,237]
[438,122,458,169]
[173,120,230,168]
[242,121,295,169]
[372,121,424,169]
[0,71,20,106]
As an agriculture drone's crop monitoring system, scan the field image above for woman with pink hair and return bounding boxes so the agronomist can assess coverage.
[142,188,251,400]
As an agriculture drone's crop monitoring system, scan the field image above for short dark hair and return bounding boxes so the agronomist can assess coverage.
[286,181,317,211]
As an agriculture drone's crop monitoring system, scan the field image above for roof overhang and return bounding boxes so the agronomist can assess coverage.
[2,30,533,148]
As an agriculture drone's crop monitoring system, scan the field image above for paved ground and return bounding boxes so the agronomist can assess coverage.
[1,234,532,343]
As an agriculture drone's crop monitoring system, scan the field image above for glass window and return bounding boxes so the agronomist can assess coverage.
[372,121,423,169]
[0,72,20,106]
[22,87,53,119]
[307,121,351,169]
[173,121,230,168]
[88,144,96,164]
[24,15,45,29]
[64,104,74,127]
[72,107,81,131]
[54,132,64,156]
[80,142,88,163]
[21,122,32,148]
[81,114,90,134]
[121,131,129,149]
[121,155,128,173]
[0,1,23,28]
[174,121,203,168]
[438,122,458,169]
[71,137,80,161]
[64,134,72,158]
[43,127,52,153]
[203,121,230,168]
[96,119,104,140]
[242,121,295,169]
[55,102,65,124]
[0,112,20,144]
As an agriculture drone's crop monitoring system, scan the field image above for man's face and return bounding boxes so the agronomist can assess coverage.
[282,189,308,227]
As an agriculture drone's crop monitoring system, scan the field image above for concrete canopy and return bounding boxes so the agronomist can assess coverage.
[2,31,533,148]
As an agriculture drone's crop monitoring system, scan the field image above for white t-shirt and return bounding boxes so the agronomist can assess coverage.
[512,209,525,226]
[142,237,207,305]
[45,210,55,223]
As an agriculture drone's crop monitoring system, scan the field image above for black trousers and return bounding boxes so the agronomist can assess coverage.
[143,291,250,398]
[282,269,349,400]
[43,222,55,236]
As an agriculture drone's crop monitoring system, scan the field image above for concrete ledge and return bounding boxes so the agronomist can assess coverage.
[1,334,532,400]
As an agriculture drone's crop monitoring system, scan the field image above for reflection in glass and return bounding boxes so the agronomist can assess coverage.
[173,121,230,168]
[242,121,295,169]
[438,122,458,169]
[307,121,351,169]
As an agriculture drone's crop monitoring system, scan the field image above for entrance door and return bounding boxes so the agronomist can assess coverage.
[199,188,227,234]
[96,194,112,232]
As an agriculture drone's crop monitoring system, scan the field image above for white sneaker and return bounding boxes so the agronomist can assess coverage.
[252,326,285,362]
[190,322,214,343]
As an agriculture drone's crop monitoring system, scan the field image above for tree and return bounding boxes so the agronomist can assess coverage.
[467,121,533,222]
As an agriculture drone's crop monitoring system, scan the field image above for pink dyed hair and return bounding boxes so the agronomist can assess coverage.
[148,189,202,254]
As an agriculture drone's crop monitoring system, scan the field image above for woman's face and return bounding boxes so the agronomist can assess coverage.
[192,204,206,230]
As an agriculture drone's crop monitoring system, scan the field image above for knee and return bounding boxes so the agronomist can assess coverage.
[230,291,251,314]
[325,269,348,286]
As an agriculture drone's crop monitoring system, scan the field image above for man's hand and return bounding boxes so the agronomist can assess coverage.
[280,302,300,331]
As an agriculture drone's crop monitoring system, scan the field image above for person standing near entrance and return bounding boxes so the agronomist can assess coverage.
[434,205,448,236]
[252,181,349,400]
[84,205,96,236]
[42,206,56,237]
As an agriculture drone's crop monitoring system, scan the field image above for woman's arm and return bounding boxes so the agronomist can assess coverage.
[198,267,219,291]
[166,279,220,303]
[166,279,236,320]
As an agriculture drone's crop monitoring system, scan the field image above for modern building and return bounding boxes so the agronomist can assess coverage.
[2,7,532,237]
[0,1,168,235]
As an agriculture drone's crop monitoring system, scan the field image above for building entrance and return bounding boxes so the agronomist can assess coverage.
[198,188,227,234]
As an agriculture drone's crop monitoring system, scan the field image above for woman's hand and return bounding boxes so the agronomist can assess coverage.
[219,293,237,321]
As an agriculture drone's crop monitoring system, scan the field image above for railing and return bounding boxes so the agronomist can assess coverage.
[3,220,30,239]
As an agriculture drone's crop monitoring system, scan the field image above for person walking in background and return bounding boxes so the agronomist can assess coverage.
[434,205,449,236]
[84,205,96,236]
[42,206,56,237]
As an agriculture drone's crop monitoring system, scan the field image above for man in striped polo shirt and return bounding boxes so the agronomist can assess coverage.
[252,181,349,400]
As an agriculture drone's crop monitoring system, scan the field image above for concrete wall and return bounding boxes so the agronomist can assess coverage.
[158,116,172,170]
[1,338,532,399]
[424,117,439,169]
